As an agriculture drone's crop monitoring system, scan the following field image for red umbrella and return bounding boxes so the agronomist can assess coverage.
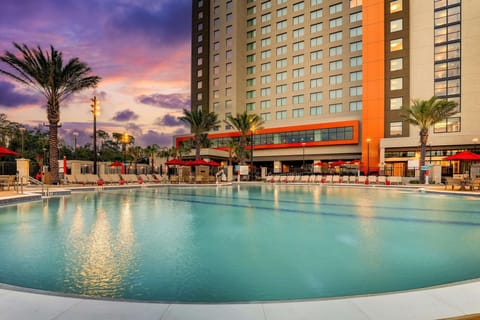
[0,146,18,157]
[208,160,221,167]
[330,160,347,167]
[443,151,480,161]
[165,158,186,166]
[109,161,123,167]
[314,161,323,166]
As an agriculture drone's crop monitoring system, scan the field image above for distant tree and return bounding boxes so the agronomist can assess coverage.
[0,43,100,184]
[224,111,264,165]
[179,109,219,159]
[401,96,458,183]
[145,144,160,173]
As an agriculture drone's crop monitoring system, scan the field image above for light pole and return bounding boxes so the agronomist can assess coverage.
[73,132,78,159]
[122,133,129,174]
[19,127,25,158]
[250,126,256,181]
[91,96,100,175]
[301,142,306,172]
[366,138,371,176]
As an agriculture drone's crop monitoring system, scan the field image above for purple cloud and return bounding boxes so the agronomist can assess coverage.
[112,109,139,122]
[136,130,176,147]
[137,93,190,110]
[0,81,42,107]
[154,114,186,127]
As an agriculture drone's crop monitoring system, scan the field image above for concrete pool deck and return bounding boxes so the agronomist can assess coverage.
[1,183,480,319]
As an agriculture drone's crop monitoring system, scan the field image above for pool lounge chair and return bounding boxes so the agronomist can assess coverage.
[357,176,367,184]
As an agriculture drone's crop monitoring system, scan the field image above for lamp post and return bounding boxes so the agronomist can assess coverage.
[366,138,371,176]
[91,96,99,175]
[301,142,306,172]
[250,126,256,181]
[19,127,25,158]
[121,133,129,174]
[73,132,78,159]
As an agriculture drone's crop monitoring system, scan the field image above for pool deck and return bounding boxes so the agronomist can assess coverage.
[1,183,480,319]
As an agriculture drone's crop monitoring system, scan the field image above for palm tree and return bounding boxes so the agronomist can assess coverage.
[144,144,160,173]
[401,96,458,183]
[0,43,100,184]
[226,138,239,166]
[224,111,264,165]
[178,109,219,159]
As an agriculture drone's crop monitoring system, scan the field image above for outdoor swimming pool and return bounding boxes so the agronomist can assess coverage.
[0,185,479,302]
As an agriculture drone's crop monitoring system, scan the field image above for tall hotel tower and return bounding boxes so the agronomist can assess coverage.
[184,0,480,176]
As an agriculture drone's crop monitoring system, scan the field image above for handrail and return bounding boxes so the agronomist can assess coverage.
[28,176,43,185]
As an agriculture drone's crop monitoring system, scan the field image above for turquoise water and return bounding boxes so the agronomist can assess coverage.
[0,185,480,302]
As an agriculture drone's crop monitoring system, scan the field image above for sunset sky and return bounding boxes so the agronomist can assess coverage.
[0,0,192,147]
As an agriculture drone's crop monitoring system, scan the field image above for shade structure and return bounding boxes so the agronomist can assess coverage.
[165,158,186,166]
[109,161,123,167]
[330,160,347,167]
[443,151,480,161]
[0,146,18,157]
[314,161,323,166]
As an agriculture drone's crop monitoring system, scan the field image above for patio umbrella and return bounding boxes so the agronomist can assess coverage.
[0,146,18,157]
[443,151,480,161]
[208,160,221,167]
[314,161,323,166]
[109,161,125,174]
[165,158,186,166]
[330,160,347,167]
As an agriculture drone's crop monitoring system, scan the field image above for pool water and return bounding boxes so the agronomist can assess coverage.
[0,185,480,302]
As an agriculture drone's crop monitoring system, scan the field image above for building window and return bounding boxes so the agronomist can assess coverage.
[350,71,362,81]
[293,15,305,25]
[246,90,256,99]
[349,101,362,111]
[277,45,287,55]
[262,13,271,23]
[292,108,304,118]
[247,78,256,87]
[276,110,287,120]
[350,26,362,38]
[350,86,362,96]
[292,95,304,104]
[277,20,287,30]
[310,63,323,74]
[390,19,403,32]
[350,56,362,67]
[261,113,271,121]
[276,97,287,107]
[247,30,256,39]
[293,1,305,11]
[389,122,403,136]
[246,102,256,111]
[293,27,305,38]
[277,32,287,43]
[390,78,403,90]
[329,103,343,113]
[293,67,305,78]
[247,18,256,27]
[247,54,256,63]
[247,42,256,51]
[261,100,271,109]
[329,3,342,14]
[277,7,287,18]
[350,0,362,7]
[246,66,256,74]
[261,87,271,96]
[390,38,403,51]
[213,90,219,99]
[434,79,460,96]
[293,81,304,91]
[390,0,402,13]
[311,0,322,6]
[293,54,304,64]
[329,17,343,28]
[350,11,362,23]
[329,89,343,99]
[261,25,272,35]
[434,117,461,133]
[329,45,343,56]
[311,36,323,47]
[311,22,323,33]
[293,41,305,51]
[261,50,271,59]
[310,105,323,116]
[329,74,343,85]
[329,31,343,42]
[262,0,272,10]
[247,6,256,15]
[350,41,362,52]
[390,97,403,110]
[276,58,287,68]
[276,71,287,81]
[311,9,323,20]
[310,50,323,60]
[329,60,343,71]
[310,92,323,102]
[261,75,271,84]
[261,38,271,47]
[276,84,287,93]
[310,78,323,88]
[390,58,403,71]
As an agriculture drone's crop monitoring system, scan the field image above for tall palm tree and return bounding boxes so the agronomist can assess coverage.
[144,144,160,173]
[178,108,219,159]
[0,43,100,184]
[224,111,264,165]
[401,96,458,183]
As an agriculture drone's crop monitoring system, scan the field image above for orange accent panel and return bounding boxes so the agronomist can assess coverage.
[362,0,385,173]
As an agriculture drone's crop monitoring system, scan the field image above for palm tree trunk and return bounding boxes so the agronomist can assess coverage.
[49,123,59,184]
[419,128,429,184]
[195,135,201,159]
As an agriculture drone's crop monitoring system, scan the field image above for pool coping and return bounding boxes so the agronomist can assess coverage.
[1,183,480,319]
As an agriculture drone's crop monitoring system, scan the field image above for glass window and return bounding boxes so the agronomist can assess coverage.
[276,45,287,55]
[276,71,287,80]
[293,81,304,91]
[293,14,305,25]
[311,0,322,6]
[329,3,342,14]
[310,64,323,74]
[246,78,256,86]
[261,62,271,71]
[389,122,403,136]
[329,74,343,85]
[261,13,271,22]
[247,6,256,15]
[390,97,403,110]
[310,106,323,115]
[434,117,461,133]
[329,89,343,99]
[329,31,343,42]
[350,56,362,67]
[390,19,403,32]
[350,41,362,52]
[293,41,305,51]
[350,11,362,23]
[390,58,403,71]
[310,92,323,102]
[311,36,323,47]
[310,78,323,88]
[276,110,287,120]
[247,42,256,50]
[261,113,271,121]
[293,28,305,38]
[390,78,403,90]
[277,32,288,42]
[261,87,271,96]
[329,17,343,28]
[247,54,255,62]
[247,30,256,39]
[276,97,287,107]
[262,0,272,10]
[349,101,362,111]
[350,71,362,81]
[311,22,323,33]
[277,20,287,30]
[246,90,256,99]
[261,75,271,84]
[293,67,305,78]
[292,95,304,104]
[293,1,305,12]
[277,7,287,17]
[310,50,323,60]
[390,38,403,51]
[329,45,343,56]
[246,102,256,111]
[349,86,362,96]
[261,100,271,109]
[390,0,402,13]
[350,0,362,7]
[350,26,362,37]
[292,108,304,118]
[329,103,343,113]
[276,58,287,68]
[247,18,256,27]
[311,9,323,20]
[261,25,272,35]
[329,60,343,71]
[293,54,305,64]
[276,84,287,93]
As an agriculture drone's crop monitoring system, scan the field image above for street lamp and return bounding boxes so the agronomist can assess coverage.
[250,125,256,181]
[73,132,78,159]
[301,142,306,172]
[366,138,371,176]
[19,127,25,158]
[121,133,129,174]
[91,96,100,175]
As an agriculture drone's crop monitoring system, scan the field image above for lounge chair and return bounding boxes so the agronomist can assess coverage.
[377,176,387,184]
[357,176,367,184]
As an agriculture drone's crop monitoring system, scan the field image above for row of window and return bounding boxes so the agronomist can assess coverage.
[256,102,362,122]
[245,86,362,103]
[209,125,355,148]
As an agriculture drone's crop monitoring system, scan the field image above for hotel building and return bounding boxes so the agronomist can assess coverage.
[181,0,480,176]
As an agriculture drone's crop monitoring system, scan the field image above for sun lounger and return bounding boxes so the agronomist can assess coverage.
[367,175,378,184]
[357,176,367,184]
[324,175,333,183]
[377,176,387,184]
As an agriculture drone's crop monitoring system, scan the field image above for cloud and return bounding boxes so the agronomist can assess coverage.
[154,114,186,127]
[136,129,175,147]
[137,93,190,110]
[111,109,139,122]
[0,81,42,107]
